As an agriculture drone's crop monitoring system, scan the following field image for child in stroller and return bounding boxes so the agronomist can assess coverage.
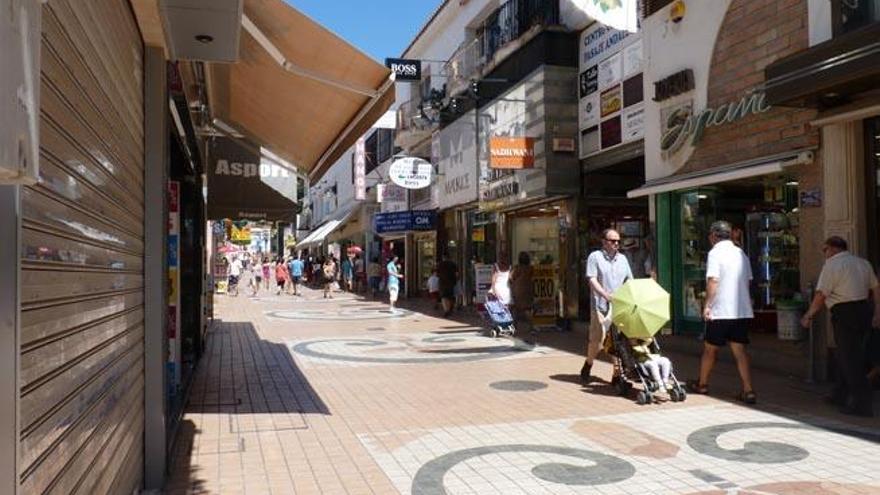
[608,326,687,404]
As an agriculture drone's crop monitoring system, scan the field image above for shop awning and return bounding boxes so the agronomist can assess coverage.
[326,205,364,243]
[206,0,395,181]
[297,220,342,250]
[627,150,814,198]
[298,205,361,249]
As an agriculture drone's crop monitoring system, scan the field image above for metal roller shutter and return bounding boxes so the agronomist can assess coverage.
[19,1,145,493]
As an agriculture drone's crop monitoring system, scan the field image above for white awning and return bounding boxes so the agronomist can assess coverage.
[297,205,361,249]
[296,220,341,249]
[627,150,815,198]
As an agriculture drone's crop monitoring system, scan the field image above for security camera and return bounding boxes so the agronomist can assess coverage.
[669,0,686,23]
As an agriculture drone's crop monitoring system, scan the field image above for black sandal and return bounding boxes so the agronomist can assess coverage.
[737,390,757,405]
[687,379,709,395]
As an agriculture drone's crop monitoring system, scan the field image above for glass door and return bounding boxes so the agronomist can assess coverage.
[673,189,718,334]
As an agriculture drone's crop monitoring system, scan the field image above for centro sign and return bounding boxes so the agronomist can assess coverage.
[389,156,432,189]
[385,57,421,82]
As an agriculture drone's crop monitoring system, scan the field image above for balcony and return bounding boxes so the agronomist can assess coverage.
[443,0,560,97]
[394,88,445,150]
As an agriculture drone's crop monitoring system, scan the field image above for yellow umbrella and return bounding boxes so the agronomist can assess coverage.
[610,278,671,339]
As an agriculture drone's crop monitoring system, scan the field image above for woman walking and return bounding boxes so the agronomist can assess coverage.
[322,256,337,299]
[386,255,403,310]
[510,252,535,333]
[261,257,271,291]
[488,260,512,306]
[274,257,290,295]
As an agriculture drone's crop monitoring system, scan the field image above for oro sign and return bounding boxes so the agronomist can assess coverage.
[389,156,433,190]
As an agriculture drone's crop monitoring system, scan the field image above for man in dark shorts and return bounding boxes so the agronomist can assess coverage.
[689,221,757,404]
[437,253,458,317]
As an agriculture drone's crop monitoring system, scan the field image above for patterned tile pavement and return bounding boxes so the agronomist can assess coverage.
[166,287,880,495]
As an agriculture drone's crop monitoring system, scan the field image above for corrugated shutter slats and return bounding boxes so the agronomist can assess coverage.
[20,0,145,493]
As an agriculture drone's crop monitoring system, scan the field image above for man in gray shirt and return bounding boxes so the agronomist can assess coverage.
[582,228,633,383]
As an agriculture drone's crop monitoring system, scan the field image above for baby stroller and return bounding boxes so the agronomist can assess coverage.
[608,326,687,404]
[482,294,516,338]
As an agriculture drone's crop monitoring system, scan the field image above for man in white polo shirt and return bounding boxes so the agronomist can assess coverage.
[688,221,757,404]
[801,236,880,417]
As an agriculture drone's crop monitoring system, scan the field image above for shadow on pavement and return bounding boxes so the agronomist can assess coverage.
[184,319,331,416]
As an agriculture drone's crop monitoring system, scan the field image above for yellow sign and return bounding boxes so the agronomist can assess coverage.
[472,227,485,242]
[532,264,558,323]
[230,224,252,243]
[168,268,178,300]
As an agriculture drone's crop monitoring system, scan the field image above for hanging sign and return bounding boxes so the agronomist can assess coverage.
[573,0,639,33]
[489,137,535,169]
[354,137,366,200]
[389,156,433,189]
[385,57,422,81]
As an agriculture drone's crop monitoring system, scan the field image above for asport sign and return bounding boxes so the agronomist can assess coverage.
[489,137,535,169]
[385,57,421,82]
[388,156,432,189]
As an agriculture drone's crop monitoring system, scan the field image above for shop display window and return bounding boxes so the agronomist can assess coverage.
[672,179,801,335]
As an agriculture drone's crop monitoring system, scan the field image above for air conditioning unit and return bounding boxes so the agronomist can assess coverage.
[0,0,40,185]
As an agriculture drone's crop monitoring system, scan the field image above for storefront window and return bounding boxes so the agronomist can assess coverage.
[673,179,800,335]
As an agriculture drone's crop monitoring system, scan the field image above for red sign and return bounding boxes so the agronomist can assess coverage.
[168,181,180,213]
[489,137,535,169]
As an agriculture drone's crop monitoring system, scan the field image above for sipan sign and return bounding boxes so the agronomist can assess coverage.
[389,156,432,189]
[385,57,421,81]
[661,91,771,156]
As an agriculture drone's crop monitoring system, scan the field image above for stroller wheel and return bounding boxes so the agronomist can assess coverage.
[678,388,687,402]
[490,329,498,338]
[669,388,681,402]
[636,391,648,405]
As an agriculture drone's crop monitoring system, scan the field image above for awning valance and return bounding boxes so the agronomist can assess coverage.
[627,150,814,198]
[207,0,395,181]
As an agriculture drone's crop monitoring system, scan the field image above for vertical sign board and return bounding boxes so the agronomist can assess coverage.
[354,137,366,200]
[167,181,181,401]
[579,24,644,159]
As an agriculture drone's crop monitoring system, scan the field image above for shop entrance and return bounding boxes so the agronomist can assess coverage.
[509,203,563,325]
[669,175,801,337]
[866,117,880,270]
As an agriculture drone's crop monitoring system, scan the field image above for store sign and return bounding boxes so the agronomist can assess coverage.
[653,69,695,102]
[374,210,436,234]
[579,21,643,159]
[532,265,557,320]
[381,182,408,213]
[581,23,633,68]
[437,110,478,209]
[489,137,535,169]
[660,92,771,155]
[207,138,299,221]
[389,156,433,189]
[385,57,421,81]
[354,137,366,200]
[167,181,181,399]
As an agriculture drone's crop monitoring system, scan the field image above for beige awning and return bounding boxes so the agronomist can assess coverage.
[206,0,395,181]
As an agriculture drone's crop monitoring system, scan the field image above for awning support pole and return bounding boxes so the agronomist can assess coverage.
[242,15,381,98]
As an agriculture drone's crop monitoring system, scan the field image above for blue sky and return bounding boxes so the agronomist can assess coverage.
[285,0,439,62]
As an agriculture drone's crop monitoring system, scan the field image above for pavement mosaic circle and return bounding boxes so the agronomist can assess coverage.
[489,380,549,392]
[289,333,537,366]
